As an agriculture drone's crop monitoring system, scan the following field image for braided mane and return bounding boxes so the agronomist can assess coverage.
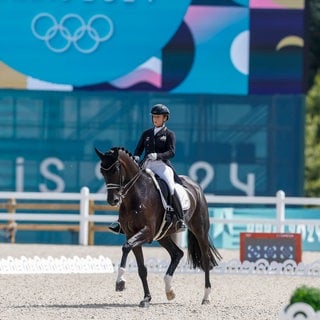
[111,147,138,163]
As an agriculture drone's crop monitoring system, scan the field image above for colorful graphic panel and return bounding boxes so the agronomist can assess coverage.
[250,0,304,9]
[0,0,306,94]
[249,9,305,93]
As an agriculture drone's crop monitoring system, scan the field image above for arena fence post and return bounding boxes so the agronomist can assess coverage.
[276,190,285,233]
[79,186,90,245]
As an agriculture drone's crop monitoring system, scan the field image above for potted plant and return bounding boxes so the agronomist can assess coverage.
[279,285,320,319]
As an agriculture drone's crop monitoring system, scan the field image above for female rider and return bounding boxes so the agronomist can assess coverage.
[108,104,186,234]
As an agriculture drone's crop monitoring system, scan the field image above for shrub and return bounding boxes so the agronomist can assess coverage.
[290,285,320,311]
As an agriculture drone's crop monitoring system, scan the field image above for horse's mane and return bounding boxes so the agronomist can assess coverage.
[111,147,139,164]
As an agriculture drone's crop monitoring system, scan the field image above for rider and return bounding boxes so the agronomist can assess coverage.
[108,103,186,234]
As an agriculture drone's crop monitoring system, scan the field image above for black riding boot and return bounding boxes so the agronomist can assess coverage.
[107,221,124,234]
[171,192,187,232]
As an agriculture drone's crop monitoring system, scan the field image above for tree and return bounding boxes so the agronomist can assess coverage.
[307,0,320,88]
[305,0,320,196]
[305,74,320,196]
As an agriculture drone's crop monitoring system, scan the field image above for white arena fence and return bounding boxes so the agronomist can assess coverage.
[1,255,320,277]
[0,188,320,246]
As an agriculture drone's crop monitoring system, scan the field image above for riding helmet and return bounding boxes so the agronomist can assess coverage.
[150,104,170,120]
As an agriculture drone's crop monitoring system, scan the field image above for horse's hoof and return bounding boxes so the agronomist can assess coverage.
[166,289,175,301]
[139,299,150,308]
[115,280,125,291]
[202,299,210,305]
[139,301,150,308]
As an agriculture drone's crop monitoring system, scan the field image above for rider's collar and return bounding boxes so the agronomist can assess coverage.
[154,125,165,135]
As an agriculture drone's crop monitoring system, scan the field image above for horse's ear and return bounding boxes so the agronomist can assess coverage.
[94,147,104,160]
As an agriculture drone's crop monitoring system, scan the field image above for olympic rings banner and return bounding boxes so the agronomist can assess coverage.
[0,0,306,94]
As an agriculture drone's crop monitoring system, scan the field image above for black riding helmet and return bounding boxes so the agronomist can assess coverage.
[150,104,170,120]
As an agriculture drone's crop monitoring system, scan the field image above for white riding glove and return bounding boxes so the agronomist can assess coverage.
[147,153,157,161]
[134,156,140,162]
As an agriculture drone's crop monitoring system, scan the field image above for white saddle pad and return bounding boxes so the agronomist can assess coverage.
[175,183,190,211]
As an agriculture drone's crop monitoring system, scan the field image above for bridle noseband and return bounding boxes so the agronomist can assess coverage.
[100,159,141,202]
[100,160,122,191]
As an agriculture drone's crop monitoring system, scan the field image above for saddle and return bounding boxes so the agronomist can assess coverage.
[144,168,190,211]
[145,169,190,240]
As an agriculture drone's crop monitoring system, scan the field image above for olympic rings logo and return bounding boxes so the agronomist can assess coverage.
[31,13,114,54]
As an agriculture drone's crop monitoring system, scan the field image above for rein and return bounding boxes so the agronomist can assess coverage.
[100,159,142,200]
[119,170,142,199]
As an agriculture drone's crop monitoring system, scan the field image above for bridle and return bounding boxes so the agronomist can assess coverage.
[100,158,142,201]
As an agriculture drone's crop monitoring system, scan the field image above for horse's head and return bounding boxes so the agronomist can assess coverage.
[95,147,123,206]
[95,147,139,206]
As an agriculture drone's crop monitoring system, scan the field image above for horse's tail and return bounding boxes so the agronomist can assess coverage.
[187,231,222,270]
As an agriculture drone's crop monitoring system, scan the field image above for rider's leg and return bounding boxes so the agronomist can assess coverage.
[170,191,186,232]
[161,167,186,231]
[147,161,175,194]
[150,162,186,232]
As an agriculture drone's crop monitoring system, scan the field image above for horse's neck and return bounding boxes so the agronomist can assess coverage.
[120,155,139,180]
[125,164,139,179]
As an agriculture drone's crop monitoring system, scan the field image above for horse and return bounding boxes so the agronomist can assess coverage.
[95,147,222,307]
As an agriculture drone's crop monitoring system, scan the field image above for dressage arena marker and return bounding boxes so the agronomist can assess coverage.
[1,256,319,277]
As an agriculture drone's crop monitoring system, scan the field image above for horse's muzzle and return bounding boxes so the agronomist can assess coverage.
[108,194,121,206]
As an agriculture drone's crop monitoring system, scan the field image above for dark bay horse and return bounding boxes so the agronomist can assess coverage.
[95,147,221,307]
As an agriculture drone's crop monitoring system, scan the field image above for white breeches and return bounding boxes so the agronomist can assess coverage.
[144,160,175,195]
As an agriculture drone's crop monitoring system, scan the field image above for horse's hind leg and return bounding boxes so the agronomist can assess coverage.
[197,236,215,304]
[188,227,217,304]
[197,237,213,305]
[158,236,184,301]
[202,268,211,305]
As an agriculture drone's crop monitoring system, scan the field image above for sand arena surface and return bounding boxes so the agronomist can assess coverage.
[0,244,319,320]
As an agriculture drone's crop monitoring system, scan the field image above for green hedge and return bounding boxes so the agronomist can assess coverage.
[290,286,320,311]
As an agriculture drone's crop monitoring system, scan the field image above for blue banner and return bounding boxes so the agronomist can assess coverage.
[0,91,305,197]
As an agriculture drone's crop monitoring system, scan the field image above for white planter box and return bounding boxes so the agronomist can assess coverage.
[280,302,320,319]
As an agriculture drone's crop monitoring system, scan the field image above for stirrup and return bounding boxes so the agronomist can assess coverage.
[107,222,122,234]
[175,220,186,233]
[166,205,174,212]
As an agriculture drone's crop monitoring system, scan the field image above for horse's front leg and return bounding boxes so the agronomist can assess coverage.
[132,246,151,308]
[116,227,152,307]
[115,241,131,291]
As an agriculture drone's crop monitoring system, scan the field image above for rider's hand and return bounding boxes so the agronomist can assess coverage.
[148,153,157,161]
[134,155,140,162]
